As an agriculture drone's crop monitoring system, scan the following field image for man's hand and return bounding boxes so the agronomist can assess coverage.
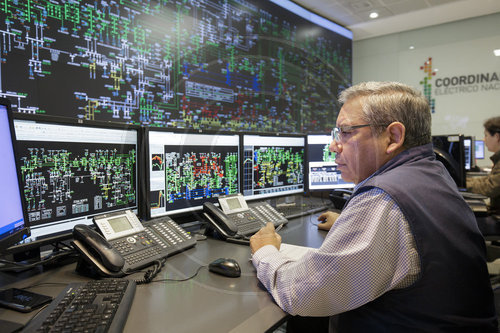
[317,211,340,231]
[250,222,282,254]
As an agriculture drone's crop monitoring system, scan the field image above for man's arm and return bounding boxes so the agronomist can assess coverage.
[467,168,500,198]
[250,189,420,317]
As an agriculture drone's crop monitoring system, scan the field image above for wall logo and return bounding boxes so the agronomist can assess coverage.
[419,57,500,110]
[419,57,436,113]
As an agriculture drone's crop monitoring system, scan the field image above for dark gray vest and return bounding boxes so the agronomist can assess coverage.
[338,144,497,332]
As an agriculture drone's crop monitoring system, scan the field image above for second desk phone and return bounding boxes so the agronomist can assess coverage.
[203,193,288,240]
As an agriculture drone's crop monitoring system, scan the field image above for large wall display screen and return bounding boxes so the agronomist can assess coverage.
[0,0,352,133]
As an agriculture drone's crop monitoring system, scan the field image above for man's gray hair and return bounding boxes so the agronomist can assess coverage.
[338,81,432,148]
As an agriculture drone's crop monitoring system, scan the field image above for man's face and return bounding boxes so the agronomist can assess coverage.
[329,97,390,184]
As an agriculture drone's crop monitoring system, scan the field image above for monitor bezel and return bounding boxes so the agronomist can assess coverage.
[7,113,141,254]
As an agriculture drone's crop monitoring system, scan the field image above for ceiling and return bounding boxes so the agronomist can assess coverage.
[292,0,500,40]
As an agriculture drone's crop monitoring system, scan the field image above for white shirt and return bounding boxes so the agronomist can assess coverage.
[252,187,420,317]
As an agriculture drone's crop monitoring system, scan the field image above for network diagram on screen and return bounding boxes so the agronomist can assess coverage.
[148,131,240,217]
[14,120,138,237]
[242,135,305,200]
[0,0,352,133]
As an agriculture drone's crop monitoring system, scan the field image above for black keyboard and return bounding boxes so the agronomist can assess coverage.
[23,279,136,333]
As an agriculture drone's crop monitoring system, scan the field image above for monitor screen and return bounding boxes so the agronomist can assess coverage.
[307,134,355,190]
[0,99,30,250]
[0,0,352,134]
[12,116,138,248]
[463,137,473,171]
[432,134,465,188]
[475,140,485,159]
[242,134,305,200]
[146,130,240,218]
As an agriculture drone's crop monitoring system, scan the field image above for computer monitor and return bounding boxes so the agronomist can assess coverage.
[432,134,466,188]
[10,115,139,251]
[463,136,474,171]
[242,133,305,200]
[306,134,355,190]
[0,98,30,251]
[145,129,240,218]
[475,140,485,159]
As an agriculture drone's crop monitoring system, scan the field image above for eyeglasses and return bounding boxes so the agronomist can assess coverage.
[331,124,372,142]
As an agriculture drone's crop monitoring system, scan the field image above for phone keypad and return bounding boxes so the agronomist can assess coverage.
[108,216,196,273]
[251,203,287,225]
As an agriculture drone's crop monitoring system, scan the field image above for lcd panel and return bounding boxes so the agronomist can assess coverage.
[475,140,485,159]
[463,137,473,171]
[0,101,30,250]
[0,0,352,134]
[242,134,305,200]
[13,118,138,245]
[147,130,240,217]
[307,134,354,190]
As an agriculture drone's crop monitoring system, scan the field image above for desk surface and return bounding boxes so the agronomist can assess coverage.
[0,212,328,333]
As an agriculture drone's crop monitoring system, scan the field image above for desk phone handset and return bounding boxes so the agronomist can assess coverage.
[72,224,125,277]
[72,210,196,277]
[203,193,287,241]
[203,202,238,238]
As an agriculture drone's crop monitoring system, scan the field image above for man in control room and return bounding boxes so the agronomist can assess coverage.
[250,81,497,332]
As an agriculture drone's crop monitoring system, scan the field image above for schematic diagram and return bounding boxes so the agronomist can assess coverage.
[162,145,239,211]
[243,145,304,194]
[0,0,351,133]
[16,142,137,226]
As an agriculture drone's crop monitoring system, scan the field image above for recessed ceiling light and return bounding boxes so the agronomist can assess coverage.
[409,46,415,50]
[369,12,379,19]
[494,49,500,56]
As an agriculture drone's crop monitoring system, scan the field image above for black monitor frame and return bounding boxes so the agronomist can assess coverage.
[7,113,141,254]
[463,136,475,171]
[432,134,466,188]
[0,98,30,251]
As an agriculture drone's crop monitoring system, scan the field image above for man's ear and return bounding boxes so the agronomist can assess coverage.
[386,122,405,154]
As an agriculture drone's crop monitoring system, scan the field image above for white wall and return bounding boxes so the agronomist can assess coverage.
[353,13,500,167]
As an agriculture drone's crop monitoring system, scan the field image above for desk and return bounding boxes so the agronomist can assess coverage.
[0,213,328,333]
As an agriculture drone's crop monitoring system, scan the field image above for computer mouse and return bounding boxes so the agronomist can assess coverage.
[208,258,241,278]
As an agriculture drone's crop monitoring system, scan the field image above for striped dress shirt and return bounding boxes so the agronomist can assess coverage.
[252,186,421,317]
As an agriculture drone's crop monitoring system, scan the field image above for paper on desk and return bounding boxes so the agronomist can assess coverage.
[279,243,314,261]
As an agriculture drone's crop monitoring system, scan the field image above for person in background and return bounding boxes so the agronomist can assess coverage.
[467,116,500,214]
[250,81,497,332]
